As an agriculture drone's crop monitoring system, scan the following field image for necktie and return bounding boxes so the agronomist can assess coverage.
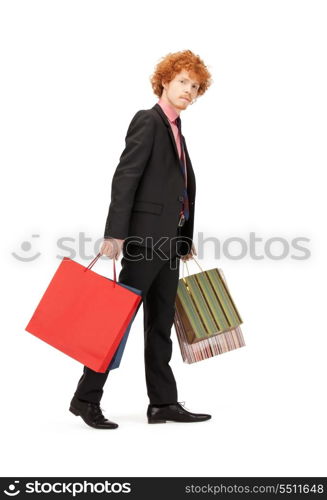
[175,116,190,221]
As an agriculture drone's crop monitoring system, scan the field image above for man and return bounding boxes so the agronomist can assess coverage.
[69,50,212,429]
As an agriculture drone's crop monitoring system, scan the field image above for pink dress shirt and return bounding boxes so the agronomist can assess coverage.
[157,97,187,187]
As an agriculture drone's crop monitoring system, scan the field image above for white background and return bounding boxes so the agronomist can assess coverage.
[1,0,326,477]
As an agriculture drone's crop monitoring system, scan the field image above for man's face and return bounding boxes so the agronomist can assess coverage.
[162,69,200,112]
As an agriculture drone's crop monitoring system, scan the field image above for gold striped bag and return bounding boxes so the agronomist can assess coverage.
[174,259,245,363]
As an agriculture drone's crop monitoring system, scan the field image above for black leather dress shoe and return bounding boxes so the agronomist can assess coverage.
[147,402,212,424]
[69,396,118,429]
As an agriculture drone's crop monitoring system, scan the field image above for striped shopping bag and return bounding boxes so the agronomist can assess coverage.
[174,258,245,363]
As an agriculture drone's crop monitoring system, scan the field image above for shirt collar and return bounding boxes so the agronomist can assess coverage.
[157,97,179,124]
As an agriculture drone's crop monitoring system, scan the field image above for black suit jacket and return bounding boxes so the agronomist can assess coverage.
[103,103,196,256]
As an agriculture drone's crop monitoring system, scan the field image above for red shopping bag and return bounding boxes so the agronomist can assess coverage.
[25,253,142,372]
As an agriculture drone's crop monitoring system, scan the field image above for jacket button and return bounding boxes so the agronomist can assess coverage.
[178,195,184,201]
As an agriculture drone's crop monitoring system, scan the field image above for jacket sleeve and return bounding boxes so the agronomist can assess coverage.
[103,110,155,240]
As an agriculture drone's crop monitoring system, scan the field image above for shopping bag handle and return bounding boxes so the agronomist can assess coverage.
[181,255,204,280]
[84,252,117,283]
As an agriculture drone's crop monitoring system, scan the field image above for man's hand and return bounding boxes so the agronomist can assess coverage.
[181,242,197,262]
[100,238,124,260]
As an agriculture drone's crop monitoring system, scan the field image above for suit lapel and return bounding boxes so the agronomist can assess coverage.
[181,135,195,201]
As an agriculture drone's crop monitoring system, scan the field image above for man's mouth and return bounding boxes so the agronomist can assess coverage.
[180,97,190,102]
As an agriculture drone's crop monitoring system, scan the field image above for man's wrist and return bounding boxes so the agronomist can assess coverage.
[104,237,125,242]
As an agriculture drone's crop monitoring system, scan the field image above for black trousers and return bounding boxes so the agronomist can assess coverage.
[73,228,183,405]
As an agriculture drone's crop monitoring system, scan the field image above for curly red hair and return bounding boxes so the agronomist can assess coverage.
[150,50,212,98]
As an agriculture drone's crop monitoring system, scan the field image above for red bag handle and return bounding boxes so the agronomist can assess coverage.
[83,252,117,283]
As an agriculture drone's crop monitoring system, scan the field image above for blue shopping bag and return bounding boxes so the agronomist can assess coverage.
[107,282,142,370]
